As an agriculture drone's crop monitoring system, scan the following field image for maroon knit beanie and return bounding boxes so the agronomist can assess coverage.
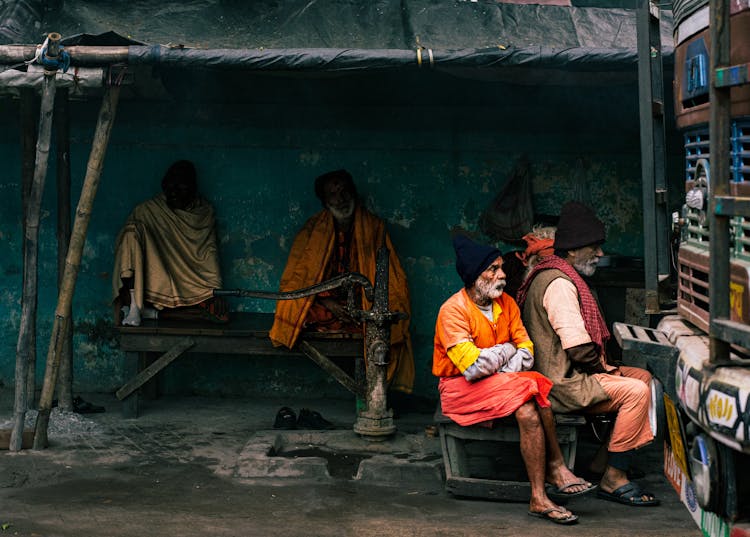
[553,201,606,251]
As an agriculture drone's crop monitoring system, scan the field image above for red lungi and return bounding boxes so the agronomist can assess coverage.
[439,371,553,426]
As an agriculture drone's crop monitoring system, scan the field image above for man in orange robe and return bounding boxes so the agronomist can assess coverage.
[269,170,414,394]
[434,234,597,525]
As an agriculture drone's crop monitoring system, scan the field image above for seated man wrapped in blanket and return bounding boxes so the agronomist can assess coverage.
[112,160,227,326]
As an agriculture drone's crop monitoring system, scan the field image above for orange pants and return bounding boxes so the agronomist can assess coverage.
[586,366,653,453]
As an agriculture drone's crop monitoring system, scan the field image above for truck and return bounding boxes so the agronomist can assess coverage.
[618,1,750,536]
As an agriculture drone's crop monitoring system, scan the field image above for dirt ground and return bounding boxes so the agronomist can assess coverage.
[0,393,701,537]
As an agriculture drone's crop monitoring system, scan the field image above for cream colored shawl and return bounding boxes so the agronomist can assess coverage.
[112,193,222,310]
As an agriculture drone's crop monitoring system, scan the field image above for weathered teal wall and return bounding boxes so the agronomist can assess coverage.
[0,70,681,400]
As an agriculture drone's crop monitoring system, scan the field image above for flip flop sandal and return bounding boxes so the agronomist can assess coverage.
[545,480,598,502]
[528,507,579,525]
[596,482,660,507]
[273,407,297,429]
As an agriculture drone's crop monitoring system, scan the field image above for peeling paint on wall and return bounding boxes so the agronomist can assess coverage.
[0,76,682,398]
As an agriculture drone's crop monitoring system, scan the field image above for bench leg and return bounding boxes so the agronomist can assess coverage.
[566,427,578,470]
[439,425,470,478]
[121,351,140,418]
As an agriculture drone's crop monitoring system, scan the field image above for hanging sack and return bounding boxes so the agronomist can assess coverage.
[480,156,534,242]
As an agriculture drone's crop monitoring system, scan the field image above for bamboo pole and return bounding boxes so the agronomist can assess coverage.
[11,60,58,453]
[0,45,129,65]
[19,88,37,410]
[55,87,74,410]
[34,82,121,449]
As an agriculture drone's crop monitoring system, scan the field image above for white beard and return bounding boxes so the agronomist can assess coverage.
[574,258,598,277]
[475,276,506,302]
[328,200,355,223]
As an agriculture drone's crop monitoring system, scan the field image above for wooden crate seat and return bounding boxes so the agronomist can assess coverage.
[434,400,586,501]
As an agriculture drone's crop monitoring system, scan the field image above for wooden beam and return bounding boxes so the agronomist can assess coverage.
[116,338,195,401]
[299,340,363,396]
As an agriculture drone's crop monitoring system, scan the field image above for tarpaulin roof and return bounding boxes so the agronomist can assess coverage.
[0,0,674,79]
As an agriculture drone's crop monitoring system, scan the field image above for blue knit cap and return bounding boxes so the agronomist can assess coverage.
[452,235,503,287]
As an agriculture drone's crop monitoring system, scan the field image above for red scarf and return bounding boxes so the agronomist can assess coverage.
[515,233,554,266]
[516,255,610,355]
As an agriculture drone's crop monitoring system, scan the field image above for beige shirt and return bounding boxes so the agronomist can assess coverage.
[543,278,592,349]
[543,278,616,373]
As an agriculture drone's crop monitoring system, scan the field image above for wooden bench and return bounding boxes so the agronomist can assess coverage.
[115,312,364,418]
[434,402,586,501]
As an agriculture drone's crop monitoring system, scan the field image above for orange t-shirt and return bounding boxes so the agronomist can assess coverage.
[433,289,532,378]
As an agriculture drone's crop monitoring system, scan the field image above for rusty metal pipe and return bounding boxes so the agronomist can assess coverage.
[214,272,374,303]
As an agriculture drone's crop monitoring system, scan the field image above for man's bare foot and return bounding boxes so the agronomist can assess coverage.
[141,307,159,320]
[546,463,594,495]
[122,305,141,326]
[599,466,657,503]
[529,496,576,523]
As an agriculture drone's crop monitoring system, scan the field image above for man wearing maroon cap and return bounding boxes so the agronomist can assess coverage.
[517,201,659,507]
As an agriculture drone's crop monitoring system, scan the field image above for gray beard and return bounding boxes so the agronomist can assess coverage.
[329,201,355,223]
[574,259,598,277]
[474,277,506,304]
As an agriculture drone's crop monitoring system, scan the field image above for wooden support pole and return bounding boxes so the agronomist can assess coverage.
[19,88,37,410]
[34,82,122,449]
[55,87,74,410]
[11,68,57,452]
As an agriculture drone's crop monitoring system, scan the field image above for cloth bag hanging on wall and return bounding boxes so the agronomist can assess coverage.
[480,156,534,243]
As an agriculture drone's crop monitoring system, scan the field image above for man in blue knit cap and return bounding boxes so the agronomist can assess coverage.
[433,234,596,525]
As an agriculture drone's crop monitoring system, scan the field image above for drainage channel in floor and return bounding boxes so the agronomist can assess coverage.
[270,447,372,479]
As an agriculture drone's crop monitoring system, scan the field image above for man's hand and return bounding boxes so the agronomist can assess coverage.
[566,342,607,374]
[501,347,534,372]
[320,297,355,323]
[463,342,516,381]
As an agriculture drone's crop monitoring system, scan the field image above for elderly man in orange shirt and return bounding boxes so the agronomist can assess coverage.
[433,234,596,525]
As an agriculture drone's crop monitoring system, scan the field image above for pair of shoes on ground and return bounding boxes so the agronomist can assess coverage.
[51,396,106,414]
[73,396,106,414]
[273,407,335,430]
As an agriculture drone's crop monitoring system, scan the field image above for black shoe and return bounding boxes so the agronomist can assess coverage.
[73,396,105,414]
[296,408,335,430]
[273,406,297,429]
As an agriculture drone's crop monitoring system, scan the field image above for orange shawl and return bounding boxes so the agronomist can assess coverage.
[269,206,414,393]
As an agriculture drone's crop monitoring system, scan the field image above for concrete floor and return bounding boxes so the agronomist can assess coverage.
[0,393,701,537]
